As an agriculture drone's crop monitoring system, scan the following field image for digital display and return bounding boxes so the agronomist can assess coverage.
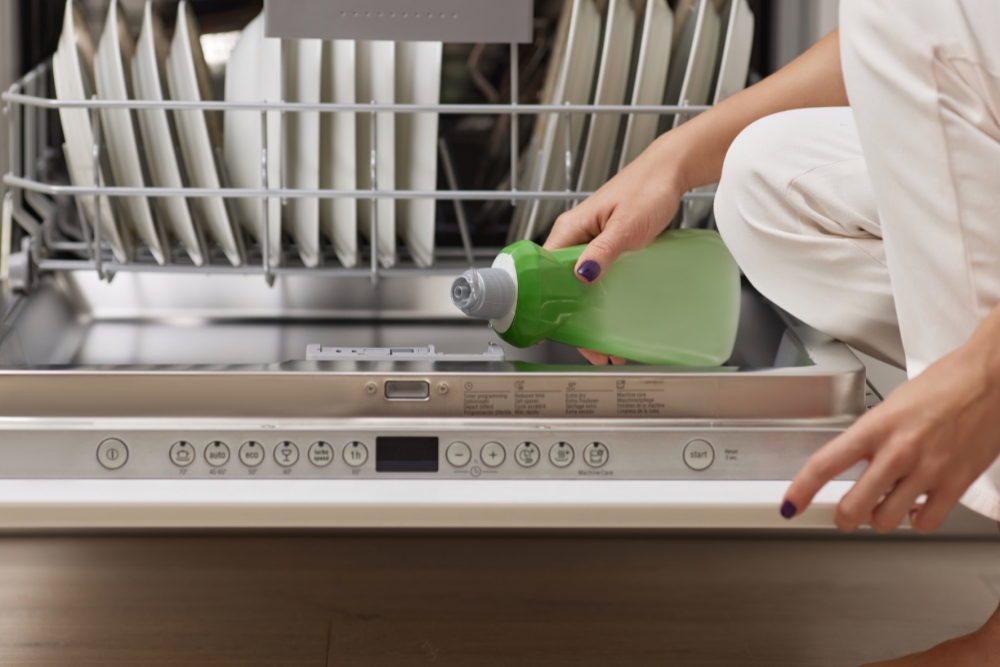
[376,437,439,472]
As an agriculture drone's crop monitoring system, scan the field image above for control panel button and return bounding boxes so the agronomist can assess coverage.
[480,442,505,467]
[308,441,334,467]
[514,441,541,468]
[169,441,195,467]
[274,441,300,467]
[344,441,369,467]
[239,441,265,467]
[583,442,609,468]
[97,438,128,470]
[446,441,472,467]
[548,442,575,468]
[683,439,715,471]
[204,441,231,467]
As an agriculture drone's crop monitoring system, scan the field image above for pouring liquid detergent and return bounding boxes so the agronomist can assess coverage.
[451,230,742,366]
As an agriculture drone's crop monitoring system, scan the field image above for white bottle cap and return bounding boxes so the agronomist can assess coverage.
[451,268,516,320]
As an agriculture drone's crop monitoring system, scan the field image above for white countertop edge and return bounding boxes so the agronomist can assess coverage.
[0,480,854,529]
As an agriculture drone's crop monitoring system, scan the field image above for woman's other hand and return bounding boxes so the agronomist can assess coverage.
[781,304,1000,533]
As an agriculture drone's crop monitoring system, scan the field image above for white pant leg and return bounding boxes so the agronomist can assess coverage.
[715,107,906,368]
[840,0,1000,377]
[841,1,1000,521]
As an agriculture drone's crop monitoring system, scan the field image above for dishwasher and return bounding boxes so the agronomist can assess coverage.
[0,0,872,530]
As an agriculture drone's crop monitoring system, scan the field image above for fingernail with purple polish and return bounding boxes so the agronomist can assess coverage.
[780,500,797,519]
[577,260,601,283]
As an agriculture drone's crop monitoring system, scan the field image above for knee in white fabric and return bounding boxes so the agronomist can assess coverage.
[714,114,795,276]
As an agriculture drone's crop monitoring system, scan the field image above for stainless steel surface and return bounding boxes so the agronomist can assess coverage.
[306,344,506,362]
[264,0,534,44]
[0,276,864,422]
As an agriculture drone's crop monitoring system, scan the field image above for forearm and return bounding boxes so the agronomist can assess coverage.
[663,28,848,193]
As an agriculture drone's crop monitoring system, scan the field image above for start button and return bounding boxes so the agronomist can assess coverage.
[683,440,715,471]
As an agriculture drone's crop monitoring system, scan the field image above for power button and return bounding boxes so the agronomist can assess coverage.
[97,438,129,470]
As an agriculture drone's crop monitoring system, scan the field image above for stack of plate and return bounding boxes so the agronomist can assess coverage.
[223,15,443,269]
[509,0,755,243]
[54,0,444,269]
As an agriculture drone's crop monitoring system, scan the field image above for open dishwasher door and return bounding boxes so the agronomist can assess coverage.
[0,269,867,530]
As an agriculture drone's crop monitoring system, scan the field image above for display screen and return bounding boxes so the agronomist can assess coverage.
[376,437,439,472]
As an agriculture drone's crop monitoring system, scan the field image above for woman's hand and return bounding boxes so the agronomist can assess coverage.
[782,305,1000,533]
[543,134,688,283]
[543,136,689,365]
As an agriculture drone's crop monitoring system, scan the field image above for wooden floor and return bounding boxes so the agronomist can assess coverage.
[0,534,998,666]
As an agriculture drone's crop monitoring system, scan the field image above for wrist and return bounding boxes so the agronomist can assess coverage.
[649,130,696,200]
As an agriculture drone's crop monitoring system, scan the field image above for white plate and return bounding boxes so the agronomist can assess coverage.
[283,38,323,268]
[616,0,673,172]
[320,39,357,268]
[356,40,396,268]
[673,0,723,129]
[518,0,601,241]
[222,13,283,266]
[685,0,754,227]
[661,0,722,136]
[52,0,130,264]
[166,0,243,266]
[575,0,636,194]
[222,12,269,256]
[712,0,754,105]
[507,0,575,244]
[94,0,167,265]
[395,41,442,268]
[659,0,697,137]
[132,0,204,266]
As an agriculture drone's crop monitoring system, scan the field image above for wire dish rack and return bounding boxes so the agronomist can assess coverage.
[1,46,713,289]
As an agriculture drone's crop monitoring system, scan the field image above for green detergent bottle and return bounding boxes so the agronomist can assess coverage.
[450,229,742,366]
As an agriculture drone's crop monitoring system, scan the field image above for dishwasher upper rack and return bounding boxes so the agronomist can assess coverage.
[1,53,714,289]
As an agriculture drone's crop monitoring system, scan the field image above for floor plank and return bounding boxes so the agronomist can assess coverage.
[0,535,995,666]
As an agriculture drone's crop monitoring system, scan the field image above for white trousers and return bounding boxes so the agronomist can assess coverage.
[715,0,1000,521]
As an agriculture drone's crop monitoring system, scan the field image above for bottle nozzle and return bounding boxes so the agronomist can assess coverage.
[451,268,516,320]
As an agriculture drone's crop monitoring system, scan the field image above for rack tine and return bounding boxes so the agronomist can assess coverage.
[510,42,519,207]
[438,137,475,268]
[261,105,274,286]
[280,40,289,207]
[369,99,378,285]
[564,101,573,212]
[1,193,11,284]
[90,96,104,281]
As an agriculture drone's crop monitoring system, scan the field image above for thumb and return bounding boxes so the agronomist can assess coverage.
[573,213,648,284]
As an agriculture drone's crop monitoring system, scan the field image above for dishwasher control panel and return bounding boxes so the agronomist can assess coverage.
[0,425,856,480]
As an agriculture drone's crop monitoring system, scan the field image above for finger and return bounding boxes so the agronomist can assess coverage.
[610,356,627,366]
[572,211,650,284]
[543,200,604,251]
[578,348,611,366]
[868,475,927,533]
[835,444,918,533]
[782,420,879,519]
[910,485,965,534]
